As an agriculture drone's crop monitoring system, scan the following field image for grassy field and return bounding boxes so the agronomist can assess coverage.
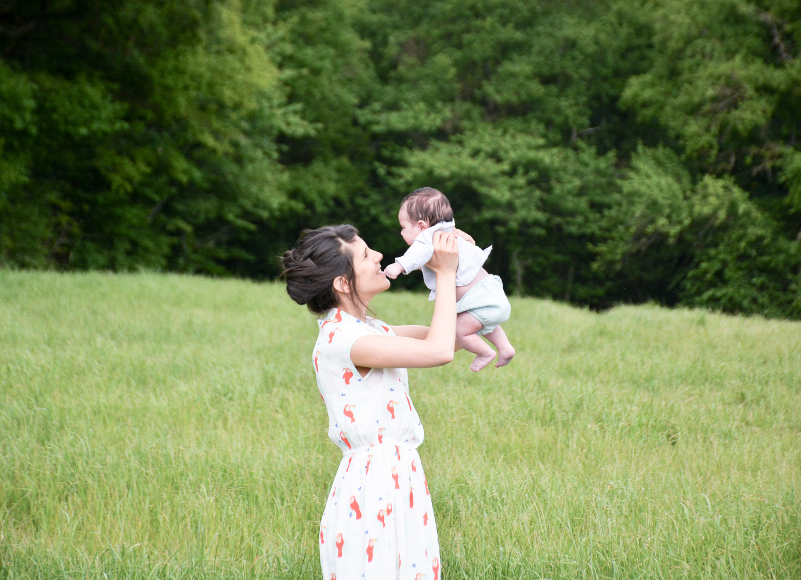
[1,270,799,580]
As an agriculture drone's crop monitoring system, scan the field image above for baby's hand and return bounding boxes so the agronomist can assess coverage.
[384,262,404,279]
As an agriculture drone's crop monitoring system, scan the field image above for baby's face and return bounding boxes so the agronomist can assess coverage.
[398,205,427,245]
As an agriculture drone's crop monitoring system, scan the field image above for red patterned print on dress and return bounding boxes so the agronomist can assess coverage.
[328,328,341,343]
[316,312,438,575]
[432,557,440,580]
[425,478,429,495]
[349,496,362,519]
[342,368,353,385]
[321,309,342,329]
[423,511,428,526]
[381,325,389,333]
[320,525,325,543]
[366,539,376,562]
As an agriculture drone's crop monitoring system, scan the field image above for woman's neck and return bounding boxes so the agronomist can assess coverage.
[338,299,369,321]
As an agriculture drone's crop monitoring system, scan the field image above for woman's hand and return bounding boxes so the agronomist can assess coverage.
[425,231,459,275]
[452,228,475,245]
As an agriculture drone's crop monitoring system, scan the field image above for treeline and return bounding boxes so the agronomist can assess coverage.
[1,0,800,317]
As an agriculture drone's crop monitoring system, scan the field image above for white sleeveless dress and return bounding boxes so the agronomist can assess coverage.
[313,308,441,580]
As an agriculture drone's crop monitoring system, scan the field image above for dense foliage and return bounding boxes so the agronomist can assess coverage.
[2,0,800,316]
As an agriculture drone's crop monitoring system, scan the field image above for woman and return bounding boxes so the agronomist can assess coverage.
[282,224,461,580]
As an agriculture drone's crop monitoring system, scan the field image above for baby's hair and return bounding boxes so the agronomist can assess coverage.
[281,224,366,316]
[400,187,453,226]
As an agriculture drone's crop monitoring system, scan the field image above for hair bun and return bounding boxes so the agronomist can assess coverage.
[280,225,361,315]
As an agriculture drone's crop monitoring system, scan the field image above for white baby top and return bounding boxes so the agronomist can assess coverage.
[394,219,492,300]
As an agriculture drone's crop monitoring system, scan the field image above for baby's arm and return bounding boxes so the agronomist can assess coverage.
[384,262,404,279]
[384,238,435,279]
[395,238,435,275]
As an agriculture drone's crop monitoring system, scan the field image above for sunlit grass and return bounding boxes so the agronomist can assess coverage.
[1,270,799,579]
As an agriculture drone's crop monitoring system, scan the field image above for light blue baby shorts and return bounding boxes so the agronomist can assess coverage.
[455,275,511,336]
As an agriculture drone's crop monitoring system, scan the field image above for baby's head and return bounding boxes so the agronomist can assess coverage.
[398,187,453,245]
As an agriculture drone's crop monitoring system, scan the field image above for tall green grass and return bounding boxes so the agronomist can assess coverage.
[1,270,799,579]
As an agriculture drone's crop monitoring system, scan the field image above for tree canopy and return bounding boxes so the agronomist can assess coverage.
[1,0,799,317]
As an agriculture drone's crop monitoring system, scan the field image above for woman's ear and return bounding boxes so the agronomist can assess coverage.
[332,275,350,296]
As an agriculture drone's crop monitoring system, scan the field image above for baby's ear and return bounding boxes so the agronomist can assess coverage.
[417,220,429,229]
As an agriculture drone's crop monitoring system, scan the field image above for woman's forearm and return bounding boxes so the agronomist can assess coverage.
[389,325,430,339]
[423,271,457,362]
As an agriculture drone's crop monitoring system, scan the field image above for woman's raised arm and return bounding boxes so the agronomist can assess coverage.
[389,325,429,339]
[389,227,475,341]
[351,232,458,369]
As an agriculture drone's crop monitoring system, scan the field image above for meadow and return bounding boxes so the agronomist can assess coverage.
[1,270,799,580]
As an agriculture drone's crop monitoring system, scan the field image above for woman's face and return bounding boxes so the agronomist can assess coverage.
[345,236,390,303]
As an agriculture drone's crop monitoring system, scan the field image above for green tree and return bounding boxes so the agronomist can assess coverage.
[616,0,801,315]
[594,145,801,316]
[2,0,800,317]
[1,0,304,272]
[355,0,653,302]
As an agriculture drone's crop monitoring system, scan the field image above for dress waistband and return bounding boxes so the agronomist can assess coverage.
[342,440,418,458]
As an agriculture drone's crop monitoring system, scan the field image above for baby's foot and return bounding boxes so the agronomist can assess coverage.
[470,351,496,372]
[495,345,515,368]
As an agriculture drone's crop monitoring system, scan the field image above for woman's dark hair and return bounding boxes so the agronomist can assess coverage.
[401,187,453,226]
[281,225,364,315]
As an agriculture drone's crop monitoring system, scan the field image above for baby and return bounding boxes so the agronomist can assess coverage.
[384,187,515,371]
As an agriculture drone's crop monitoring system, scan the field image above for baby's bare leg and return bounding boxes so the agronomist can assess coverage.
[483,325,515,368]
[456,312,496,372]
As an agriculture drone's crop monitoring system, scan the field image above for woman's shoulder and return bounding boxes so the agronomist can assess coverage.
[316,308,393,339]
[313,310,394,371]
[366,316,394,335]
[316,308,389,338]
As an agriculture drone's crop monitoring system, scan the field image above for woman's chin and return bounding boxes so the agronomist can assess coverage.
[371,275,391,294]
[361,278,391,301]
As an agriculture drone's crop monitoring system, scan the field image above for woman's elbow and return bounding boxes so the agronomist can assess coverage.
[435,350,454,366]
